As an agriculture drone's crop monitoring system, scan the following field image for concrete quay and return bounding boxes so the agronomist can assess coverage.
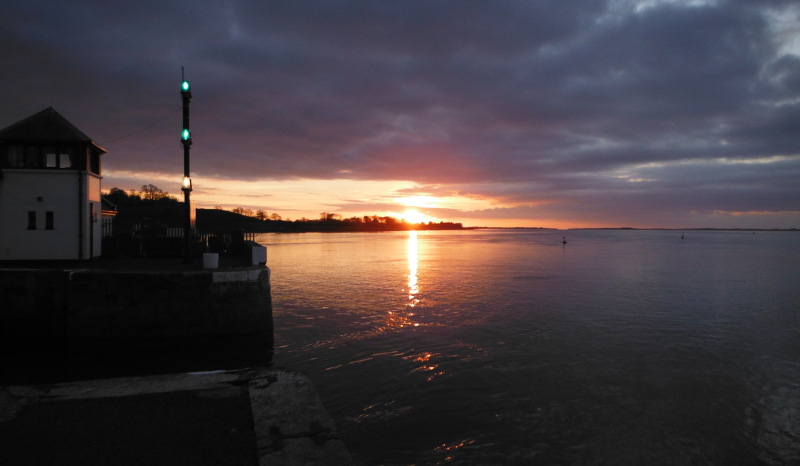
[0,367,354,466]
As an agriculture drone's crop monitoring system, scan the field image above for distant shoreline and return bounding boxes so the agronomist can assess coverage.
[468,227,799,232]
[567,227,799,232]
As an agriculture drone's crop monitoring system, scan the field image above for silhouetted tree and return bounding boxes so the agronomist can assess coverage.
[104,187,129,206]
[140,184,170,201]
[320,212,341,221]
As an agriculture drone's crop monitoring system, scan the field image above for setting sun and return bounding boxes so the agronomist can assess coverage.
[403,209,426,224]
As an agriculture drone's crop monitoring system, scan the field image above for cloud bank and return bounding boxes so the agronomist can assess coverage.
[1,0,799,227]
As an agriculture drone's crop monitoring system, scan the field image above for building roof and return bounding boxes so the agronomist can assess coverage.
[101,196,118,214]
[0,107,106,153]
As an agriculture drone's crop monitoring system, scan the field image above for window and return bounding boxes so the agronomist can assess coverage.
[8,146,24,167]
[44,146,57,168]
[28,211,37,230]
[46,211,54,230]
[59,147,73,168]
[6,145,76,169]
[89,150,100,174]
[25,146,41,168]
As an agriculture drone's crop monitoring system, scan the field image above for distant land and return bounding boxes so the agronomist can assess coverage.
[196,209,467,233]
[469,227,556,230]
[469,227,799,231]
[104,186,467,233]
[567,227,799,231]
[103,187,797,233]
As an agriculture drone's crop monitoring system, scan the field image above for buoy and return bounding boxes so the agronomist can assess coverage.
[681,234,684,239]
[562,237,567,244]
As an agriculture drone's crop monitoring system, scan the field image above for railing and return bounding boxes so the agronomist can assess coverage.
[102,222,257,258]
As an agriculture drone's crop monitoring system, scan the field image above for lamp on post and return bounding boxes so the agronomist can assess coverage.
[180,67,193,263]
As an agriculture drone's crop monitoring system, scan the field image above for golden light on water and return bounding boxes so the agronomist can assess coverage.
[383,230,422,329]
[408,230,420,307]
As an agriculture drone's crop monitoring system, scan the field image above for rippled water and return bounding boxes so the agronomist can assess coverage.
[257,229,800,465]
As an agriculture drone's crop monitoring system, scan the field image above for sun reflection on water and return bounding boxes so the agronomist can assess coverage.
[385,310,419,328]
[408,230,420,307]
[382,231,423,330]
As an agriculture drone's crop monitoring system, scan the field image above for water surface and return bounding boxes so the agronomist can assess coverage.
[258,229,800,465]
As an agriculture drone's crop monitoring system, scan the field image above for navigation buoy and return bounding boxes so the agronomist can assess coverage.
[562,237,567,244]
[681,234,684,239]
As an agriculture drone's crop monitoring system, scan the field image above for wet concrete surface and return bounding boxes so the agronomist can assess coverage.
[0,368,353,466]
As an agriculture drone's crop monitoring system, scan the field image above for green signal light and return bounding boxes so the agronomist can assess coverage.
[181,81,191,92]
[182,129,191,140]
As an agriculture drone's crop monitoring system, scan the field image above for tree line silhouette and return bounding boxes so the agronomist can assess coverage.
[103,185,465,232]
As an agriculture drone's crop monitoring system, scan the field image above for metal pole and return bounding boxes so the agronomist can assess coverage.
[181,68,193,263]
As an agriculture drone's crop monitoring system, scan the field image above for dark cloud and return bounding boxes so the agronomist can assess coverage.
[1,0,799,226]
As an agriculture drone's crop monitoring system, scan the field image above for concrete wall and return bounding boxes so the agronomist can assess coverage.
[0,267,273,355]
[0,169,103,260]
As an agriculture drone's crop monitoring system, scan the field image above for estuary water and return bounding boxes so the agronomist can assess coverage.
[257,229,800,465]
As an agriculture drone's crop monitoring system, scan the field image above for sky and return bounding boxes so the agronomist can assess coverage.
[2,0,799,228]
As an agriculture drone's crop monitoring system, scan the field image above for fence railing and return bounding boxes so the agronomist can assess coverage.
[102,222,257,258]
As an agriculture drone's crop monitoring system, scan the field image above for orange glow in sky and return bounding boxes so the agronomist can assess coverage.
[400,196,440,208]
[103,167,800,230]
[104,169,543,227]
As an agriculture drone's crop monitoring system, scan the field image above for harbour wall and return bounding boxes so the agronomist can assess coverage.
[0,267,273,382]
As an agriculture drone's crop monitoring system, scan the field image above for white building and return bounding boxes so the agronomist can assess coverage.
[0,107,107,260]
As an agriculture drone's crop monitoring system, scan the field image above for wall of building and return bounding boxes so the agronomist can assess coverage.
[0,169,104,260]
[0,170,80,260]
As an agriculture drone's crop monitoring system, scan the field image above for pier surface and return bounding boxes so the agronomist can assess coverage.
[0,367,353,466]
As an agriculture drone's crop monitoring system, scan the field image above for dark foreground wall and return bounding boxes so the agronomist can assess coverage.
[0,267,273,383]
